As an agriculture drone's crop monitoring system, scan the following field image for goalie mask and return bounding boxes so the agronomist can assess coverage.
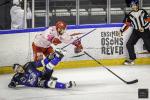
[55,21,67,35]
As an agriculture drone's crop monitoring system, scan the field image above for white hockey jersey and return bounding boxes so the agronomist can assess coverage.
[33,26,73,48]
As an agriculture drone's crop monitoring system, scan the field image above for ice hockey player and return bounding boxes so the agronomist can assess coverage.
[32,20,83,61]
[8,49,76,89]
[119,0,150,65]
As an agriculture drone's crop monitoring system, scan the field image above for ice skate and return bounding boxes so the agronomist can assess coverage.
[66,81,76,88]
[123,59,135,65]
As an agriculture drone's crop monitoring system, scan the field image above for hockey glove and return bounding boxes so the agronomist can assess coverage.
[55,49,64,59]
[8,81,16,88]
[72,39,83,53]
[47,53,55,60]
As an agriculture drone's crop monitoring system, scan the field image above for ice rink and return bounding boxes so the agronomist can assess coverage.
[0,65,150,100]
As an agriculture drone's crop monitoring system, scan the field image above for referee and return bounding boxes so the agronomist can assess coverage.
[120,0,150,65]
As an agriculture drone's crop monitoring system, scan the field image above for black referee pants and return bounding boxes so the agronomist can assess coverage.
[126,29,150,60]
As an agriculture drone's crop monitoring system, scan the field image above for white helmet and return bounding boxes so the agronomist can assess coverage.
[13,0,22,5]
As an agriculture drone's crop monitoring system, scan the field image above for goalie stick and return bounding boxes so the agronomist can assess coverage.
[84,51,138,84]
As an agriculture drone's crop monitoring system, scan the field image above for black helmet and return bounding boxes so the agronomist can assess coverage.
[12,63,21,70]
[130,0,139,6]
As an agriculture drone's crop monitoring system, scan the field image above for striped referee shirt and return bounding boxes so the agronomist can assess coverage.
[120,9,150,32]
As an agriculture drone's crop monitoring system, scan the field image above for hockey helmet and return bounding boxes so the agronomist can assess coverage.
[130,0,139,6]
[55,21,67,35]
[12,63,24,73]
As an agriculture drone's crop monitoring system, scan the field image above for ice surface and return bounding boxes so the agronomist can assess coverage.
[0,65,150,100]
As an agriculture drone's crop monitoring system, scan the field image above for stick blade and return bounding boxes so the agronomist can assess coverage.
[70,53,85,58]
[126,79,138,84]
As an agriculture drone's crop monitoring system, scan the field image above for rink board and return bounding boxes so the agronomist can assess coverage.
[0,23,150,74]
[0,58,150,74]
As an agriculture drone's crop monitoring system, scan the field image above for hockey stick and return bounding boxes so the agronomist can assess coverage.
[61,28,96,50]
[70,53,85,58]
[84,51,138,84]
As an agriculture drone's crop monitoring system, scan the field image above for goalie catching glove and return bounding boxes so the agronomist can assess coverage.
[72,38,83,53]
